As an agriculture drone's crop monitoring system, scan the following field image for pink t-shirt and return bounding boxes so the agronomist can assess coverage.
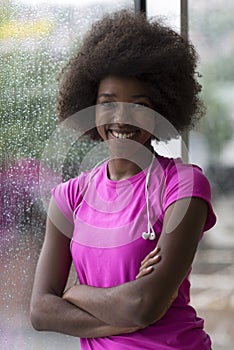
[52,155,216,350]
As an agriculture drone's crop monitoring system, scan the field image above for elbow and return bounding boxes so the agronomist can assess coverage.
[131,303,161,328]
[30,314,42,332]
[122,295,152,328]
[30,299,47,331]
[128,292,168,328]
[135,305,166,328]
[30,304,43,331]
[30,309,42,331]
[136,308,163,328]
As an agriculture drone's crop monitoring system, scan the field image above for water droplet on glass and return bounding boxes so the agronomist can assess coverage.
[1,1,133,348]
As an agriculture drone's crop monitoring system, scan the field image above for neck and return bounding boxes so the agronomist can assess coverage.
[107,146,155,181]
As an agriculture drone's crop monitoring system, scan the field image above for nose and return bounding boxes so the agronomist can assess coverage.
[112,103,133,125]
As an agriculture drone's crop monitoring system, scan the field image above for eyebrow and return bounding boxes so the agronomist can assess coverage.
[97,93,151,99]
[131,94,151,99]
[97,93,116,98]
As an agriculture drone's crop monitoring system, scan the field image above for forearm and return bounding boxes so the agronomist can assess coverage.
[30,292,138,338]
[63,279,176,328]
[63,282,147,328]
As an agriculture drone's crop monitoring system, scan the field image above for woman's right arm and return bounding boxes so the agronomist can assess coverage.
[30,207,139,338]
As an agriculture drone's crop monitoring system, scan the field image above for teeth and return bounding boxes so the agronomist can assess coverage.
[111,131,136,139]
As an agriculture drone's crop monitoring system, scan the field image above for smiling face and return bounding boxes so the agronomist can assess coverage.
[95,76,156,157]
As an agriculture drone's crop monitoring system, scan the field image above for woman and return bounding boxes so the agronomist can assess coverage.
[30,10,216,350]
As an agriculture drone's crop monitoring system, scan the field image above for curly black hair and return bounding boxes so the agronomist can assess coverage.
[56,10,204,141]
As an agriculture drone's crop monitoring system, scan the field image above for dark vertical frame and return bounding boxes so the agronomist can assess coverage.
[134,0,146,14]
[180,0,189,162]
[180,0,188,40]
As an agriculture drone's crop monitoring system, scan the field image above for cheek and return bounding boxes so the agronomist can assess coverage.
[96,125,106,139]
[138,119,156,137]
[141,131,153,145]
[133,109,156,132]
[95,111,106,136]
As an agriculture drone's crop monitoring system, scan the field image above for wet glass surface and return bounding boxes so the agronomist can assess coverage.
[0,1,133,348]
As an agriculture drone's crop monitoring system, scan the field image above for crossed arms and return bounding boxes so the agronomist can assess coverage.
[30,197,208,338]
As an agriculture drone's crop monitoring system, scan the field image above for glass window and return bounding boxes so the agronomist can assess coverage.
[189,2,234,350]
[0,1,134,349]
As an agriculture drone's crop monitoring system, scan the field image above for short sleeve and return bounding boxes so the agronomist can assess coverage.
[51,177,80,225]
[163,162,216,232]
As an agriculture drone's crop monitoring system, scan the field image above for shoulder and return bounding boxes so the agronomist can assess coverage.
[157,155,216,231]
[157,155,209,188]
[50,170,92,219]
[51,176,80,210]
[51,162,106,214]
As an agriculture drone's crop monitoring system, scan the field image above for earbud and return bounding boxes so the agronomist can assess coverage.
[142,229,156,240]
[142,231,150,240]
[149,231,156,240]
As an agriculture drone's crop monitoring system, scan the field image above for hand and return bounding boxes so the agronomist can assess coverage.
[136,246,161,279]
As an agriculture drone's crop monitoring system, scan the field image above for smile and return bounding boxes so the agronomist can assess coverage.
[110,130,138,139]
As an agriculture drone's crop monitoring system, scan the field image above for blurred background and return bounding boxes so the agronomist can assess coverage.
[0,0,233,349]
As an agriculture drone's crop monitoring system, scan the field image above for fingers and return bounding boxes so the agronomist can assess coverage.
[136,247,161,279]
[140,246,160,266]
[136,266,154,279]
[139,254,161,272]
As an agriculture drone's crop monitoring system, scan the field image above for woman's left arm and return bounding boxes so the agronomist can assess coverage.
[64,197,208,328]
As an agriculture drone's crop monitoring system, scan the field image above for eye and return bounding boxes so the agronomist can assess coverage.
[99,101,117,109]
[133,102,150,109]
